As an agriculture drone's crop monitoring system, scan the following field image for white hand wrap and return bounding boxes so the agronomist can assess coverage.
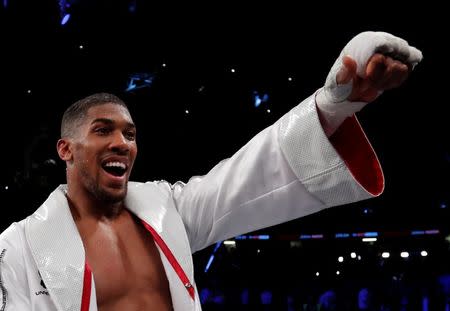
[316,31,423,136]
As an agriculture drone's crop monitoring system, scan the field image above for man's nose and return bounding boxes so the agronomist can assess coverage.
[110,132,130,153]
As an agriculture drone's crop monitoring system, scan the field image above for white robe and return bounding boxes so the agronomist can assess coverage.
[0,93,383,310]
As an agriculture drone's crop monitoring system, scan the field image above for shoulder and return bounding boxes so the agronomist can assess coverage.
[127,179,196,201]
[0,221,27,270]
[128,180,181,195]
[126,180,174,202]
[0,221,32,308]
[0,221,26,248]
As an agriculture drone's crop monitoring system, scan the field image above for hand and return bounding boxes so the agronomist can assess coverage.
[337,54,410,103]
[316,31,423,137]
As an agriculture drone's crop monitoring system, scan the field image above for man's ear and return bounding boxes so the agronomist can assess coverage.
[57,138,73,162]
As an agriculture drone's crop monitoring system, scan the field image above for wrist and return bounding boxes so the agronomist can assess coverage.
[315,88,367,137]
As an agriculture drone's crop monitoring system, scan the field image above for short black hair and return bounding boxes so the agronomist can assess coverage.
[61,93,128,138]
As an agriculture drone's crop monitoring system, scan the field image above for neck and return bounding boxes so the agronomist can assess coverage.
[66,181,126,222]
[67,194,125,221]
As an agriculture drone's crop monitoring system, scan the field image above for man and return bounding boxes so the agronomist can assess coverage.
[0,31,422,310]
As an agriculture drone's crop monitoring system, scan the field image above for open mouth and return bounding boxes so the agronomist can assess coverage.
[102,161,127,177]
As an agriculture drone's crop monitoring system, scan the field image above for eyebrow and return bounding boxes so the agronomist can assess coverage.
[91,118,135,128]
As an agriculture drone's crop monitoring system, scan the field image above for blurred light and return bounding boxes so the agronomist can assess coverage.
[266,109,271,113]
[351,252,357,258]
[319,290,337,307]
[125,73,155,92]
[362,237,377,242]
[353,231,378,237]
[438,275,450,294]
[338,256,344,262]
[204,242,222,272]
[162,63,167,67]
[200,288,212,304]
[128,0,137,13]
[44,159,57,166]
[212,295,225,304]
[440,203,447,209]
[400,251,409,258]
[382,252,390,258]
[235,235,247,240]
[336,270,340,275]
[204,255,215,273]
[358,288,371,309]
[253,91,269,108]
[316,272,320,276]
[289,241,301,248]
[230,68,236,73]
[362,208,374,216]
[61,13,71,25]
[223,240,235,246]
[421,250,428,257]
[288,77,293,81]
[425,229,440,235]
[79,45,84,50]
[58,0,72,26]
[445,235,450,243]
[185,110,189,114]
[335,233,350,238]
[410,229,441,236]
[364,232,378,237]
[27,89,31,94]
[257,249,260,253]
[4,186,8,190]
[3,0,8,8]
[300,234,323,240]
[241,288,250,305]
[422,296,429,311]
[260,290,273,305]
[237,235,270,240]
[357,255,361,260]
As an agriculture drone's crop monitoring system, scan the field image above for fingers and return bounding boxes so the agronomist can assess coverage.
[366,54,387,86]
[336,55,357,85]
[366,54,409,91]
[384,60,409,90]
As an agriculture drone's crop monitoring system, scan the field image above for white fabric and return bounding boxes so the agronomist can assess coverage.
[316,31,423,136]
[0,93,382,310]
[26,187,86,311]
[278,93,379,206]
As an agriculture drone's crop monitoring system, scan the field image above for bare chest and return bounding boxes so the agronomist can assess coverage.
[79,216,172,310]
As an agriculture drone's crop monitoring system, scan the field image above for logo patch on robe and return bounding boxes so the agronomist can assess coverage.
[36,271,49,296]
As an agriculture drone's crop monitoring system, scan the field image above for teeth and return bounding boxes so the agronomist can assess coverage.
[104,162,126,169]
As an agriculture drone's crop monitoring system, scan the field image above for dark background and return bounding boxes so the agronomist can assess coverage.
[0,1,448,234]
[1,1,449,309]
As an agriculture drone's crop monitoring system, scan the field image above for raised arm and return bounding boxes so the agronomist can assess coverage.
[166,31,422,253]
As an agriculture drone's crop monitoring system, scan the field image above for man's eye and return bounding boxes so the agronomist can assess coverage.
[125,131,136,140]
[95,128,111,135]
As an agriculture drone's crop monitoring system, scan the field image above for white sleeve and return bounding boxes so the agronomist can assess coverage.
[170,93,384,252]
[0,224,31,310]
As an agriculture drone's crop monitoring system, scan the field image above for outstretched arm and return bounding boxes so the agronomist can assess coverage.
[168,31,422,253]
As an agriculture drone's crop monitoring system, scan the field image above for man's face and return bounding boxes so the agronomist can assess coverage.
[69,103,137,203]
